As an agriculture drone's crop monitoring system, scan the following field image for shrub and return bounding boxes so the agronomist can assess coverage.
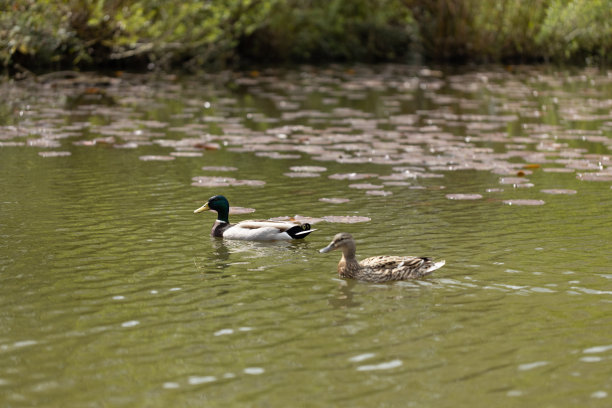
[537,0,612,63]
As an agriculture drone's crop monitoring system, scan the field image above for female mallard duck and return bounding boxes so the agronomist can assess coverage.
[319,232,444,282]
[194,195,315,241]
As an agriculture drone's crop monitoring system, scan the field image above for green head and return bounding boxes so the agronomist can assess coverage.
[193,195,230,222]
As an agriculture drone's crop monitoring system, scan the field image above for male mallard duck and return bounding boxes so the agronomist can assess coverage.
[194,195,315,241]
[319,232,444,282]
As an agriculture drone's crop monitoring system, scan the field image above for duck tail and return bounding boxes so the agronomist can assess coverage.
[422,259,445,275]
[286,223,316,239]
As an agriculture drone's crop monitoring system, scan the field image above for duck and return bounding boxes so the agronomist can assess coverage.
[194,195,315,241]
[319,232,444,282]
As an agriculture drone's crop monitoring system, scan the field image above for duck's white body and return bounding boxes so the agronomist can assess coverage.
[221,220,314,241]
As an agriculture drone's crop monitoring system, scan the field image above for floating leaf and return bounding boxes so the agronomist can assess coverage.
[366,190,393,196]
[38,151,71,157]
[577,173,612,182]
[268,215,324,224]
[229,207,256,214]
[191,176,265,187]
[28,139,61,148]
[540,189,577,195]
[319,198,350,204]
[290,166,327,172]
[256,152,301,159]
[191,177,231,187]
[499,177,530,184]
[543,168,575,173]
[201,166,238,172]
[113,142,139,149]
[446,194,483,200]
[139,155,175,161]
[503,199,545,206]
[284,172,320,178]
[349,183,384,189]
[322,215,371,223]
[329,173,378,180]
[193,143,220,150]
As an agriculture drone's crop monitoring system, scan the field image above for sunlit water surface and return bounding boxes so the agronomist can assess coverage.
[1,65,611,407]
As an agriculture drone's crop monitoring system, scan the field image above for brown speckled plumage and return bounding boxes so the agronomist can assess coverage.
[320,232,445,283]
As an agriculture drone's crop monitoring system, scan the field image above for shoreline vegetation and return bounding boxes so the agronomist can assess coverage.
[1,0,611,75]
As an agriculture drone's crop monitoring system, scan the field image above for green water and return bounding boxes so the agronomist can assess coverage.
[1,66,611,407]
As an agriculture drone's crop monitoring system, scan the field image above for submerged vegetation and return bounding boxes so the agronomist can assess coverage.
[1,0,611,72]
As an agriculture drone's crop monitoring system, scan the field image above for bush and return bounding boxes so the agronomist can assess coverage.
[407,0,549,62]
[0,0,81,67]
[238,0,418,62]
[537,0,612,64]
[1,0,611,70]
[1,0,276,70]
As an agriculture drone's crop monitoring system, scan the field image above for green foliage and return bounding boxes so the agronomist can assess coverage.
[0,0,82,66]
[112,0,275,67]
[537,0,612,63]
[240,0,417,62]
[407,0,550,61]
[1,0,276,69]
[1,0,611,70]
[471,0,550,60]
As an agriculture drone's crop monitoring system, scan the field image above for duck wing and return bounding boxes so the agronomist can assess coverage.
[223,220,315,241]
[359,256,444,281]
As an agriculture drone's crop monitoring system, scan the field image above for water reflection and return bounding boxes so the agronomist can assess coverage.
[328,280,362,309]
[196,238,297,272]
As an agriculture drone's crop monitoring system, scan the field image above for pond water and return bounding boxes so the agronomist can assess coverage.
[1,65,611,407]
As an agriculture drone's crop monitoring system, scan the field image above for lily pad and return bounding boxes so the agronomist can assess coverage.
[284,172,320,178]
[255,152,301,159]
[329,173,378,180]
[290,166,327,172]
[499,177,530,185]
[231,179,266,186]
[446,194,483,200]
[503,199,545,206]
[366,190,393,196]
[542,168,575,173]
[229,207,256,214]
[540,189,577,195]
[201,166,238,172]
[268,215,324,224]
[322,215,371,223]
[577,173,612,182]
[38,151,71,157]
[319,198,350,204]
[191,176,265,187]
[28,139,61,148]
[113,142,139,149]
[349,183,384,189]
[139,155,175,161]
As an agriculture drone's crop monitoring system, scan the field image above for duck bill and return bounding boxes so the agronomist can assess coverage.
[193,202,210,214]
[319,243,335,253]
